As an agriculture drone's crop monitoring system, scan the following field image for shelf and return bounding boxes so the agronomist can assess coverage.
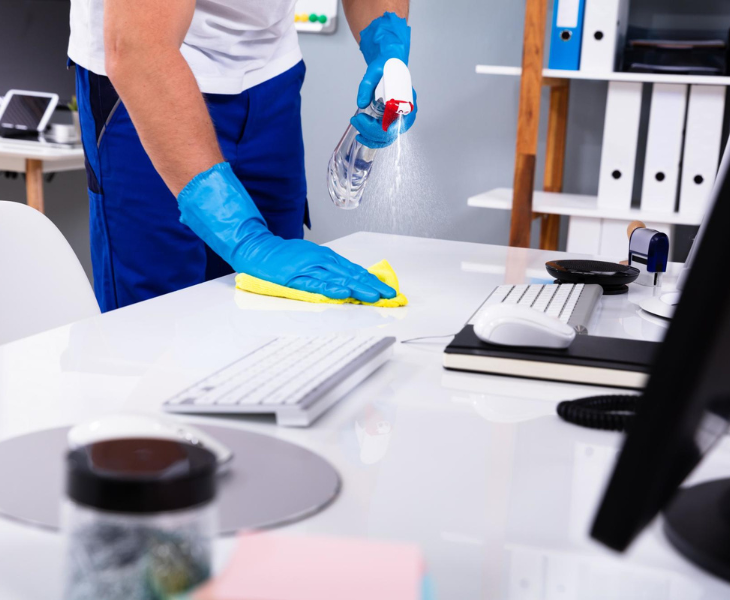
[467,188,704,226]
[475,65,730,86]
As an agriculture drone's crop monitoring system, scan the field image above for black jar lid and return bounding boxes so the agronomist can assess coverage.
[66,438,217,514]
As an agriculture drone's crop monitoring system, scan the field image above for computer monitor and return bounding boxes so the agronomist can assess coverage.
[591,145,730,582]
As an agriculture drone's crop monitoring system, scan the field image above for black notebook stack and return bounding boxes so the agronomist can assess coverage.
[444,326,658,390]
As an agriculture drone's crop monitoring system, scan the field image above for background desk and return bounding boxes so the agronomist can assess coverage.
[0,138,84,213]
[1,232,728,599]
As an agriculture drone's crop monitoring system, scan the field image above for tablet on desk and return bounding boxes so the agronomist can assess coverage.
[0,90,59,138]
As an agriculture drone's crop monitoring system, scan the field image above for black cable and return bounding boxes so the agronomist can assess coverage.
[556,395,641,432]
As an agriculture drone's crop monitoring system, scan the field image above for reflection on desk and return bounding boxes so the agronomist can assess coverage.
[0,233,727,599]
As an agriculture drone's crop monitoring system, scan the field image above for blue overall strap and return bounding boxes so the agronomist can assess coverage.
[75,61,309,312]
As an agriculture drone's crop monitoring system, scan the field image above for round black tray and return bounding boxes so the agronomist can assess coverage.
[545,260,640,295]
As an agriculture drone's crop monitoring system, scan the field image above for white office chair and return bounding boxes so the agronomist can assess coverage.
[0,201,100,345]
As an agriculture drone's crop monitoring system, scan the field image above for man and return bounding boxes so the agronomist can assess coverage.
[68,0,417,312]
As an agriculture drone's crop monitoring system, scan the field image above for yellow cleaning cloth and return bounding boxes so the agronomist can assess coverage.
[235,259,408,308]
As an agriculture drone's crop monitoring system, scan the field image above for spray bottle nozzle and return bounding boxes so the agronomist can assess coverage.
[382,99,413,131]
[373,58,414,132]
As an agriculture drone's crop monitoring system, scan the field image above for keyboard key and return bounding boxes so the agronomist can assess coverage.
[485,285,513,305]
[519,285,542,307]
[533,285,557,312]
[559,285,584,321]
[504,285,528,304]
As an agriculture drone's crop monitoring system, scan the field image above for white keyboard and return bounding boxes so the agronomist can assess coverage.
[163,335,395,427]
[469,283,602,333]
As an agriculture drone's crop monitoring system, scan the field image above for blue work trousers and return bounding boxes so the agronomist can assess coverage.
[75,61,310,312]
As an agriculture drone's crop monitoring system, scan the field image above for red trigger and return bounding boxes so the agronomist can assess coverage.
[382,99,404,132]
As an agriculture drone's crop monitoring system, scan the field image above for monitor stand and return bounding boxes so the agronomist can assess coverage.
[639,291,681,320]
[663,478,730,583]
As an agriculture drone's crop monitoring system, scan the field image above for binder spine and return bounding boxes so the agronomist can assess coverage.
[580,0,630,73]
[679,85,726,216]
[641,83,689,213]
[549,0,586,71]
[597,81,644,210]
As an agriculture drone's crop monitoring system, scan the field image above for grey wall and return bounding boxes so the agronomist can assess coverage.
[2,0,729,280]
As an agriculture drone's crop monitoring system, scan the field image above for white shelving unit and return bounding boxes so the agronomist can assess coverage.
[472,62,728,256]
[468,188,699,258]
[468,188,703,226]
[475,64,730,86]
[475,0,730,254]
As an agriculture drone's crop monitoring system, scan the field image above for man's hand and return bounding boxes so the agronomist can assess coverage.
[350,89,417,149]
[178,163,396,302]
[342,3,417,149]
[105,0,223,195]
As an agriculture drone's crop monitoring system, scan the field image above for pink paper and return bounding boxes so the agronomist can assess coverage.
[195,533,425,600]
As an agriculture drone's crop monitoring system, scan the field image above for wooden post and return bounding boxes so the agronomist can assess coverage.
[538,78,570,251]
[537,213,560,250]
[25,159,45,214]
[544,80,570,193]
[509,0,549,248]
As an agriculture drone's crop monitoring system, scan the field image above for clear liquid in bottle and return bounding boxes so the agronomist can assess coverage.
[327,102,383,210]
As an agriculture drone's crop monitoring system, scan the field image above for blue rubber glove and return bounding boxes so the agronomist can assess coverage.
[353,12,417,149]
[177,163,396,302]
[351,90,418,149]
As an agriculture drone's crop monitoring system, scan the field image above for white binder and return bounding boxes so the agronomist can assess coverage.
[679,85,726,217]
[597,220,629,258]
[641,83,689,213]
[597,82,643,210]
[580,0,630,73]
[566,217,602,255]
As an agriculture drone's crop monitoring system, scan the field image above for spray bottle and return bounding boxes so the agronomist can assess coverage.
[327,58,414,209]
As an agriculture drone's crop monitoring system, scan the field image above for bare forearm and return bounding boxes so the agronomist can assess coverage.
[104,0,222,196]
[106,49,223,196]
[342,0,408,42]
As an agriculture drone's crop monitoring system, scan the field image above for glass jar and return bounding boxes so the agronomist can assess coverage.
[62,438,218,600]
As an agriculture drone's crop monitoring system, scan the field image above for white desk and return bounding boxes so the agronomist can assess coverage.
[1,232,728,599]
[0,138,85,213]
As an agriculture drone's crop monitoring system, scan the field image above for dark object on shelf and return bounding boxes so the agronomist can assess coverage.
[628,64,723,76]
[621,27,730,76]
[545,260,640,295]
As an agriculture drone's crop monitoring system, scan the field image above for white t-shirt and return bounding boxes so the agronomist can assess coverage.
[68,0,302,94]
